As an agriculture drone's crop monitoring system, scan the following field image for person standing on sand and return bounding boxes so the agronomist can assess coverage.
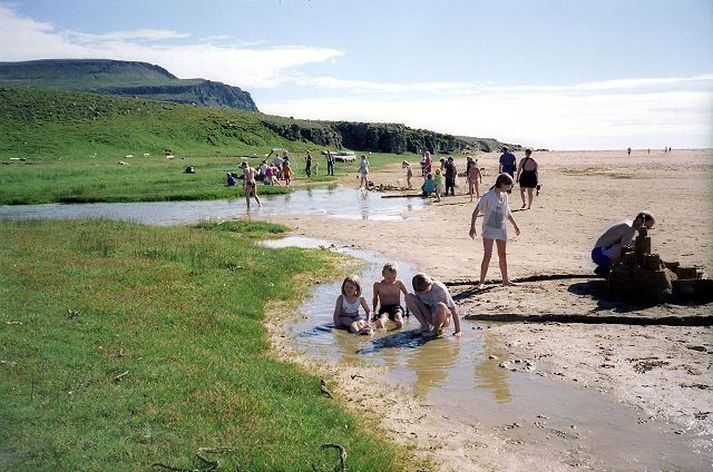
[515,148,539,209]
[240,162,262,209]
[627,147,632,157]
[444,156,457,196]
[433,168,444,202]
[499,147,517,178]
[401,160,413,189]
[591,212,656,277]
[282,155,292,186]
[467,156,482,202]
[469,173,521,289]
[423,151,433,178]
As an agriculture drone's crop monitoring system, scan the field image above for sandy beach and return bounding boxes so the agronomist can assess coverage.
[265,149,712,471]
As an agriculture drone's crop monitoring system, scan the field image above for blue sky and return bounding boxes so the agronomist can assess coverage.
[1,0,711,149]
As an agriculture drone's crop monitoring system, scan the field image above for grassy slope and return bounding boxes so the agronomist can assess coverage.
[0,219,414,471]
[0,86,301,160]
[0,87,423,205]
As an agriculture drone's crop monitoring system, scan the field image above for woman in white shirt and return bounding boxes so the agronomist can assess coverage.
[469,173,521,289]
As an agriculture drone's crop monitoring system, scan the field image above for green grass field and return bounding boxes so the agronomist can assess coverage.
[0,87,420,205]
[0,219,415,471]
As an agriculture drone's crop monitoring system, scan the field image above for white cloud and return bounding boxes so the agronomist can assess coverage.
[0,4,343,88]
[67,28,191,42]
[261,90,713,150]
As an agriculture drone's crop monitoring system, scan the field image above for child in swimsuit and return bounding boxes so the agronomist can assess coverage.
[372,262,409,330]
[333,275,372,335]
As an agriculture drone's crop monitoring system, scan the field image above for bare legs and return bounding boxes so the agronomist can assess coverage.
[405,294,449,335]
[520,187,535,209]
[479,238,514,288]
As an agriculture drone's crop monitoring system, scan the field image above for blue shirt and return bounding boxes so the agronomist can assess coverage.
[499,152,516,174]
[422,179,436,193]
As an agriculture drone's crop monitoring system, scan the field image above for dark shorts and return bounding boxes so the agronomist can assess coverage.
[519,171,538,188]
[591,246,612,267]
[377,304,403,321]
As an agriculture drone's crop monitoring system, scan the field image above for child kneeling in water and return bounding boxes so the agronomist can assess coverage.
[405,273,461,337]
[333,275,373,335]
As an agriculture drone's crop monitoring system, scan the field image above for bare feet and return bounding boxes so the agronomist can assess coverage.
[502,280,518,286]
[358,324,373,335]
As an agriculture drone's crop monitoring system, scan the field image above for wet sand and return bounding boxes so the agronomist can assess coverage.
[264,149,713,471]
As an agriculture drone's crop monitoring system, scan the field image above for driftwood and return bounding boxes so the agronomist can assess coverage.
[320,379,334,398]
[312,443,348,472]
[463,312,713,326]
[152,447,234,472]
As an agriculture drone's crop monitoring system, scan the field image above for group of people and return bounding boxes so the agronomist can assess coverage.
[413,152,459,202]
[499,147,540,210]
[334,262,461,337]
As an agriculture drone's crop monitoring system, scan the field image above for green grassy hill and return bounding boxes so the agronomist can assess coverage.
[0,86,515,161]
[0,86,310,160]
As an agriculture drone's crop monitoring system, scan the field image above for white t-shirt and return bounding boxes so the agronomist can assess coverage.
[416,280,456,313]
[476,189,510,240]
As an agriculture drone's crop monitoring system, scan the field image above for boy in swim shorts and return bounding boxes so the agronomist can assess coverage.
[372,262,409,330]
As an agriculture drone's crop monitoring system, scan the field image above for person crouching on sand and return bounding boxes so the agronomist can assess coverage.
[469,173,521,289]
[333,275,372,335]
[405,273,461,337]
[591,211,655,277]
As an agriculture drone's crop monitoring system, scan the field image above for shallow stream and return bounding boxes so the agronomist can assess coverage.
[0,187,424,224]
[263,236,712,471]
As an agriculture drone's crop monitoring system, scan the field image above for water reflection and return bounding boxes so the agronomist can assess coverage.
[407,337,461,398]
[474,331,512,403]
[0,187,425,225]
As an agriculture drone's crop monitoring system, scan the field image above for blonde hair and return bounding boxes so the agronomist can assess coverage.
[382,261,399,276]
[412,273,432,292]
[435,168,442,175]
[341,275,363,296]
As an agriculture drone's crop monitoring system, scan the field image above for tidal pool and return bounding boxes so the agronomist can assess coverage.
[263,236,712,471]
[0,187,425,225]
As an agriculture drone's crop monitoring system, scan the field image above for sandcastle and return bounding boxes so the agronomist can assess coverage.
[608,227,710,303]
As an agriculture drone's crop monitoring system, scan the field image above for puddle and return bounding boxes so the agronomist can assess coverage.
[266,235,712,471]
[0,187,425,225]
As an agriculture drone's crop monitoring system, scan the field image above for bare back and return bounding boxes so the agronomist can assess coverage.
[594,220,635,249]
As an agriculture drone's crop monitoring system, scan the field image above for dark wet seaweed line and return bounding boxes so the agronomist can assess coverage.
[463,313,713,326]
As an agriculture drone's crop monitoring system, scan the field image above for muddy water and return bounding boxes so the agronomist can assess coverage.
[0,187,425,225]
[263,236,712,471]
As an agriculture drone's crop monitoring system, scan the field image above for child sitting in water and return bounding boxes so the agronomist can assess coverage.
[405,273,461,337]
[372,262,409,330]
[333,275,372,335]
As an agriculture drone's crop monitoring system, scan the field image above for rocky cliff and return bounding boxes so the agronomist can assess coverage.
[261,119,519,154]
[0,59,258,112]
